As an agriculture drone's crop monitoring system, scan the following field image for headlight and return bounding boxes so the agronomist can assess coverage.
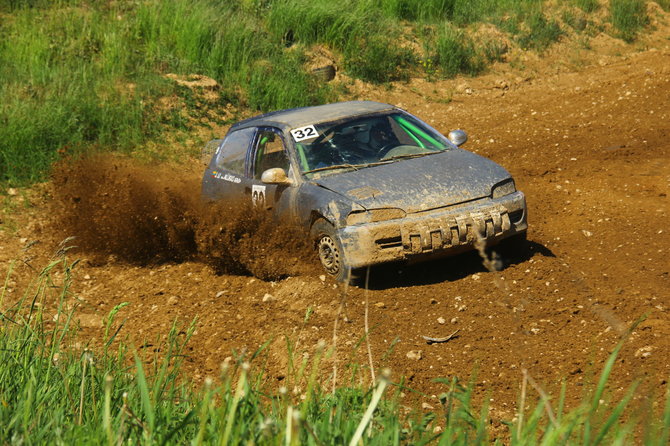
[491,179,516,198]
[346,208,406,225]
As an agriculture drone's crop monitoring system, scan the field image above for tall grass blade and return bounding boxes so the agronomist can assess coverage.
[349,370,390,446]
[133,351,155,440]
[103,375,114,446]
[592,381,638,445]
[220,362,248,446]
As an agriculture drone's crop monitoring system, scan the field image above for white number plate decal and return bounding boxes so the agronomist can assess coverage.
[290,125,318,142]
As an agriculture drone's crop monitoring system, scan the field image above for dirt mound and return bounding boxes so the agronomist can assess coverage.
[50,155,314,280]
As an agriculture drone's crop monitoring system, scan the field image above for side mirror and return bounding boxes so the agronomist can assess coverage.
[261,168,292,185]
[448,130,468,147]
[201,139,223,166]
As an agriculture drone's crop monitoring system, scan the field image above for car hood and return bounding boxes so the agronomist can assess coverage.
[312,149,510,213]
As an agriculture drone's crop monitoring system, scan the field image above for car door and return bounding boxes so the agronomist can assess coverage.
[247,127,298,219]
[201,127,255,201]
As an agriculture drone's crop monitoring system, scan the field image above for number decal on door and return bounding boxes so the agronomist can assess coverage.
[252,185,266,208]
[290,125,318,142]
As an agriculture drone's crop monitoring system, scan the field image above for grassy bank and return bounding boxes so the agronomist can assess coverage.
[0,0,664,185]
[1,253,669,444]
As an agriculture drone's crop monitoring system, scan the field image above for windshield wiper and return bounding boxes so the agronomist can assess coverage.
[384,151,440,161]
[303,163,361,174]
[351,152,440,169]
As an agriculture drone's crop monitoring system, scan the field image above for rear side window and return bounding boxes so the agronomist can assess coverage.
[215,127,255,174]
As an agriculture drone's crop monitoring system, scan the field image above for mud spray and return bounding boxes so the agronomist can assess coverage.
[50,155,315,280]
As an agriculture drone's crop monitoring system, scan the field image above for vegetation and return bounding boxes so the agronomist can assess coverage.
[1,251,669,443]
[610,0,649,42]
[0,0,663,185]
[572,0,600,13]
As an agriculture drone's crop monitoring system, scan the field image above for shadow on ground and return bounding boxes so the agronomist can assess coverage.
[360,239,555,290]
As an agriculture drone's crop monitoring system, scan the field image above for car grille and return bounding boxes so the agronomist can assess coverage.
[375,236,403,249]
[399,206,511,254]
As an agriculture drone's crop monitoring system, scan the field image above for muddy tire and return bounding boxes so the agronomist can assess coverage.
[311,219,359,283]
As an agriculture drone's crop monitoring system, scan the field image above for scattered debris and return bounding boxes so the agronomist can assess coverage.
[422,329,460,345]
[406,350,423,361]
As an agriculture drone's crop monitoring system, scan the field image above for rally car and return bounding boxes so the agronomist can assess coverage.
[202,101,527,281]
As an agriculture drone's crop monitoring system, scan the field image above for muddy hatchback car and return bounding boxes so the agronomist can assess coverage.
[202,101,527,281]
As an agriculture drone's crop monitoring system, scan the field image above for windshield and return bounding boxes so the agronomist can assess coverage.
[292,112,453,179]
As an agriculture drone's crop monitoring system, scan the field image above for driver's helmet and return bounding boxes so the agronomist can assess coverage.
[369,122,392,149]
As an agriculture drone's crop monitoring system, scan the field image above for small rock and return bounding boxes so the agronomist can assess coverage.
[374,302,386,308]
[19,237,27,244]
[83,274,91,280]
[634,346,654,357]
[7,188,17,196]
[422,402,434,410]
[437,317,446,324]
[581,230,593,238]
[78,314,103,328]
[451,317,458,324]
[319,275,326,282]
[215,291,225,298]
[167,296,179,305]
[495,79,509,89]
[433,426,443,434]
[262,293,275,302]
[406,350,422,361]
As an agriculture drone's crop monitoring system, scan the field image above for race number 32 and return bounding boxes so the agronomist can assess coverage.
[290,125,318,142]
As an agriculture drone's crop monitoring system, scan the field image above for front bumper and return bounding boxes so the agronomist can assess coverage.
[338,191,527,269]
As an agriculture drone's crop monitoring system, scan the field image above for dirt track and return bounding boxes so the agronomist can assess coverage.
[1,45,669,423]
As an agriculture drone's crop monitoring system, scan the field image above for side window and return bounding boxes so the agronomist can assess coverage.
[215,128,255,174]
[253,130,290,179]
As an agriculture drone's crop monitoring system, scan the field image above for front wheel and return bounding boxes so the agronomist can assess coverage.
[311,219,359,283]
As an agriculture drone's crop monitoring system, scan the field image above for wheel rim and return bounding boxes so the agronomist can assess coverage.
[317,235,340,275]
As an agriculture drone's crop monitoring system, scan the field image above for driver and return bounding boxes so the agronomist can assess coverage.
[368,123,394,151]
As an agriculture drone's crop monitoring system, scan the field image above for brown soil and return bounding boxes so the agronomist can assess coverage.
[2,39,669,430]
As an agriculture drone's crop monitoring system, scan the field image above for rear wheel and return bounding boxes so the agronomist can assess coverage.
[311,219,359,283]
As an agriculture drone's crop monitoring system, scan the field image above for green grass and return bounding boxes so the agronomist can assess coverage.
[266,0,414,83]
[518,11,564,51]
[572,0,600,13]
[610,0,649,42]
[430,25,486,77]
[1,252,670,443]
